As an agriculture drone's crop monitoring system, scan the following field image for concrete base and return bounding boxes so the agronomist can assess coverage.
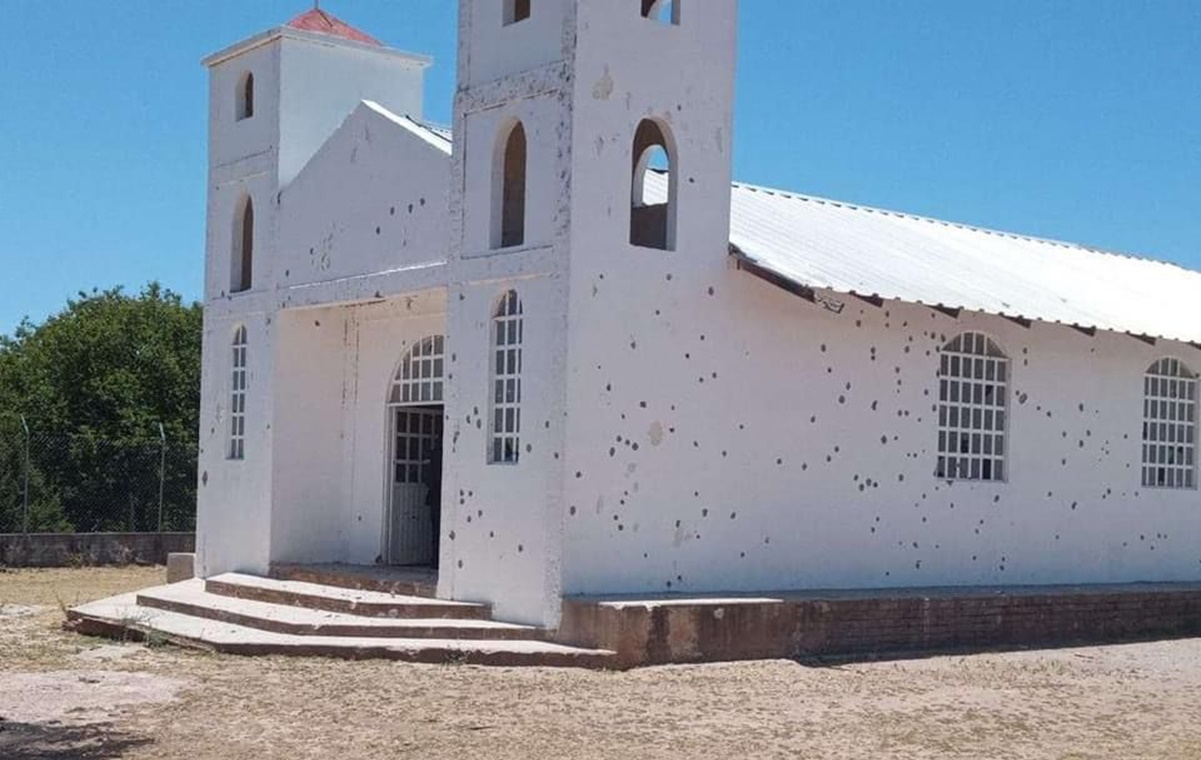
[557,583,1201,668]
[166,553,196,584]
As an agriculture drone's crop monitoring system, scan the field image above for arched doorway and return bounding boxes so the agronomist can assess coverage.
[384,335,445,566]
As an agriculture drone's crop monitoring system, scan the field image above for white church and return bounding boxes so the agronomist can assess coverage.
[192,2,1201,632]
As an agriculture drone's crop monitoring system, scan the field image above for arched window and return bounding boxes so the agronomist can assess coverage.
[493,121,527,249]
[641,0,680,24]
[936,331,1008,482]
[231,196,254,293]
[1142,358,1197,489]
[504,0,531,25]
[237,72,254,121]
[630,119,676,250]
[229,325,248,461]
[389,336,446,406]
[489,290,523,464]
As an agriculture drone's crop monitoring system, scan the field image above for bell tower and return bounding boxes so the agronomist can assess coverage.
[441,0,738,626]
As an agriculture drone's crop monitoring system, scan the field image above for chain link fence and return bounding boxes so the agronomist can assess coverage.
[0,423,197,534]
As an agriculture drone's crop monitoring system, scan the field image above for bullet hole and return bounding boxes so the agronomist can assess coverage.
[640,401,647,408]
[701,508,709,517]
[838,396,846,404]
[631,340,637,350]
[457,560,463,568]
[618,524,624,531]
[569,506,577,516]
[609,447,616,457]
[408,204,414,213]
[419,197,426,206]
[666,273,673,281]
[675,520,681,528]
[722,451,728,458]
[729,512,737,520]
[708,286,715,296]
[390,206,395,215]
[517,544,524,553]
[810,416,817,423]
[801,463,808,471]
[764,537,770,545]
[740,552,746,558]
[880,435,888,445]
[820,344,827,353]
[375,226,381,235]
[576,471,583,478]
[871,401,879,411]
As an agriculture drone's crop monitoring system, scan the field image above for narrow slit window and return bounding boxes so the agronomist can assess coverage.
[1142,358,1197,489]
[504,0,531,25]
[630,119,676,250]
[493,121,527,249]
[237,72,254,121]
[229,325,248,461]
[936,332,1008,482]
[641,0,680,24]
[231,196,253,293]
[489,290,523,464]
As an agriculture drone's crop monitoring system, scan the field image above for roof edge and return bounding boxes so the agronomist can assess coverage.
[202,27,432,69]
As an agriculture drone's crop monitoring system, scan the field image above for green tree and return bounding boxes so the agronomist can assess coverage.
[0,283,202,532]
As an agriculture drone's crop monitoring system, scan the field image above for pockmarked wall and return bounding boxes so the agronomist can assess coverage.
[561,263,1201,595]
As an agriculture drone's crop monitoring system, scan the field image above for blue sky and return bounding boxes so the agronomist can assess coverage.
[0,1,1197,336]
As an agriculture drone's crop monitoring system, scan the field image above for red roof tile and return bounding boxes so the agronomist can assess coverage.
[286,8,382,46]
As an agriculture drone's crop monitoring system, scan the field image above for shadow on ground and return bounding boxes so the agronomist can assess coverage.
[0,720,153,759]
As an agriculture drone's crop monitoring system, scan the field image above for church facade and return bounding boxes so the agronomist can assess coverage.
[196,2,1201,627]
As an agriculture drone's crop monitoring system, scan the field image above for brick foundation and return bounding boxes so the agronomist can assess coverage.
[558,584,1201,668]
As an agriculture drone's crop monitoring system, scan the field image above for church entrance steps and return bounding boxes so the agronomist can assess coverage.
[204,572,490,620]
[136,580,548,641]
[268,562,438,599]
[67,591,614,668]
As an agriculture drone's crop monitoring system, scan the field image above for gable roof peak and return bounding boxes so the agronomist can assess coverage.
[285,6,382,47]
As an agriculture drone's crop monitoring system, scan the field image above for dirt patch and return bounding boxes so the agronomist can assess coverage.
[3,567,1201,759]
[0,670,185,726]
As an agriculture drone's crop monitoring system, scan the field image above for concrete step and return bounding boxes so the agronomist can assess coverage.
[269,563,437,599]
[137,581,547,641]
[205,573,491,620]
[67,593,615,669]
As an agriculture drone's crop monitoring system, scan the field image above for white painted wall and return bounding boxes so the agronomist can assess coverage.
[278,34,428,187]
[460,0,567,87]
[277,102,450,290]
[194,311,275,577]
[560,273,1201,594]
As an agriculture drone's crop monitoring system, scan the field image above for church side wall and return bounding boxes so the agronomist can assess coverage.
[561,262,1201,595]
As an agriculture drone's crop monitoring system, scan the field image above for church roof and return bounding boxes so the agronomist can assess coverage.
[285,8,382,46]
[724,180,1201,347]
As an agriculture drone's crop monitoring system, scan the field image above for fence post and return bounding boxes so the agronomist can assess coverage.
[157,422,166,534]
[19,415,30,535]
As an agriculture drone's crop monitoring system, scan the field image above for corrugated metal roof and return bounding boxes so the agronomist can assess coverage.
[722,180,1201,346]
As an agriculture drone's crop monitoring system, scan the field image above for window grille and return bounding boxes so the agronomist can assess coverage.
[489,290,523,464]
[1142,358,1197,489]
[389,336,445,406]
[936,331,1008,482]
[229,325,248,460]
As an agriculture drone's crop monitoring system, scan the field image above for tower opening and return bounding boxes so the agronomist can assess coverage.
[231,196,254,293]
[641,0,680,25]
[630,119,676,251]
[494,121,527,249]
[237,72,254,121]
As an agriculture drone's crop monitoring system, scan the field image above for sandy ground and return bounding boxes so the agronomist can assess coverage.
[2,567,1200,759]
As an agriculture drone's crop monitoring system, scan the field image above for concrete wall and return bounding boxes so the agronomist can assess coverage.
[277,103,450,290]
[560,272,1201,596]
[0,533,194,568]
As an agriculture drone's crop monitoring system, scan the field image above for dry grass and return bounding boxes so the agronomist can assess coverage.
[2,567,1201,759]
